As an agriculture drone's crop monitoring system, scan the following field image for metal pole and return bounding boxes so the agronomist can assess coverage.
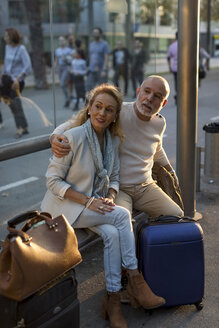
[49,0,56,128]
[0,135,50,162]
[207,0,211,57]
[177,0,200,217]
[196,146,201,192]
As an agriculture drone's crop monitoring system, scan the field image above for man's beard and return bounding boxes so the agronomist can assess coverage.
[136,99,153,118]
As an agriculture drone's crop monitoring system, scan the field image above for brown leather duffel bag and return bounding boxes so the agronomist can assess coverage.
[0,211,82,301]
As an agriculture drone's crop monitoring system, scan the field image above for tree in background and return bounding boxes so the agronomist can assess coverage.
[139,0,177,25]
[200,0,219,22]
[24,0,48,89]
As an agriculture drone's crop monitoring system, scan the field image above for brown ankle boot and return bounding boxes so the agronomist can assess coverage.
[127,273,166,309]
[102,292,128,328]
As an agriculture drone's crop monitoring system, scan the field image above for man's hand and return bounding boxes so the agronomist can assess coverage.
[51,134,71,158]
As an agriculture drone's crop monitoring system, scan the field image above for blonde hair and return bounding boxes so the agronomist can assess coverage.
[67,83,125,143]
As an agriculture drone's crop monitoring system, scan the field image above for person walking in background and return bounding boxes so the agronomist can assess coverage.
[55,36,75,108]
[199,45,210,87]
[0,102,3,129]
[2,28,32,138]
[74,39,86,65]
[86,27,110,92]
[68,34,75,51]
[131,39,146,98]
[71,49,87,111]
[67,34,76,101]
[112,40,130,96]
[167,31,178,104]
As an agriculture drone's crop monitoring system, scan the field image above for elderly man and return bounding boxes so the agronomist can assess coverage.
[50,75,183,219]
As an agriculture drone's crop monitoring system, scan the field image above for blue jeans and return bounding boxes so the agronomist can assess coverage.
[73,205,138,292]
[58,66,70,101]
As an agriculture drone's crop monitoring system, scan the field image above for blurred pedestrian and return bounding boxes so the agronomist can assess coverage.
[0,102,3,129]
[112,40,130,96]
[199,45,210,87]
[86,27,110,91]
[131,40,146,98]
[71,49,87,111]
[1,28,32,138]
[67,34,76,100]
[167,31,178,104]
[68,34,75,51]
[75,39,86,59]
[55,36,74,108]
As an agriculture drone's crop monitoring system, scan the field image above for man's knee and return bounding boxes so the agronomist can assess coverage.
[173,205,184,217]
[115,190,133,215]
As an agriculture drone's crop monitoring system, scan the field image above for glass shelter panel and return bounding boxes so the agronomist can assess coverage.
[0,0,180,147]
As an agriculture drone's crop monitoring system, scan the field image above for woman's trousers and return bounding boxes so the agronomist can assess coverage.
[73,205,138,293]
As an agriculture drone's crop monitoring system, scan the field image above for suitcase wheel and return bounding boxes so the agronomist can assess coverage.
[195,301,204,311]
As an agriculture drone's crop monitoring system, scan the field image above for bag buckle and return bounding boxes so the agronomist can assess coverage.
[23,236,32,246]
[48,222,59,232]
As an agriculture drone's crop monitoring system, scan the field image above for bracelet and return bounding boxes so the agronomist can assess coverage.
[85,196,95,209]
[169,170,176,176]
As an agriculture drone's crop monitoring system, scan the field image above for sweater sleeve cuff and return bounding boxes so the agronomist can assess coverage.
[58,184,71,200]
[109,183,119,194]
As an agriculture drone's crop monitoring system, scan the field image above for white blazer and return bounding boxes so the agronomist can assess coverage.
[41,125,120,225]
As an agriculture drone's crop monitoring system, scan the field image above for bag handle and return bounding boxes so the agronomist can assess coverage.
[21,212,53,232]
[7,211,52,228]
[8,211,40,228]
[7,212,55,243]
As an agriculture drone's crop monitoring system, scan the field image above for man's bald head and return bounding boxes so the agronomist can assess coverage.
[135,75,170,121]
[143,75,170,100]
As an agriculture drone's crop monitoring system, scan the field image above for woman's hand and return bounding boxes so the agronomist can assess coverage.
[88,198,115,215]
[51,134,71,158]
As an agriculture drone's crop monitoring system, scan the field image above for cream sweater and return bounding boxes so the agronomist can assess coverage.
[52,102,170,186]
[119,102,169,185]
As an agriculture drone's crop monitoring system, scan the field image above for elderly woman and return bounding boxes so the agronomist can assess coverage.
[41,84,165,328]
[2,28,32,138]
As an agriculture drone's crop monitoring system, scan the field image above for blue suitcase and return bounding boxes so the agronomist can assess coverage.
[136,216,204,310]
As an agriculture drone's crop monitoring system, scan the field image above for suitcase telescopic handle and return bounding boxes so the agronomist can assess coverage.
[8,211,40,228]
[152,215,195,224]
